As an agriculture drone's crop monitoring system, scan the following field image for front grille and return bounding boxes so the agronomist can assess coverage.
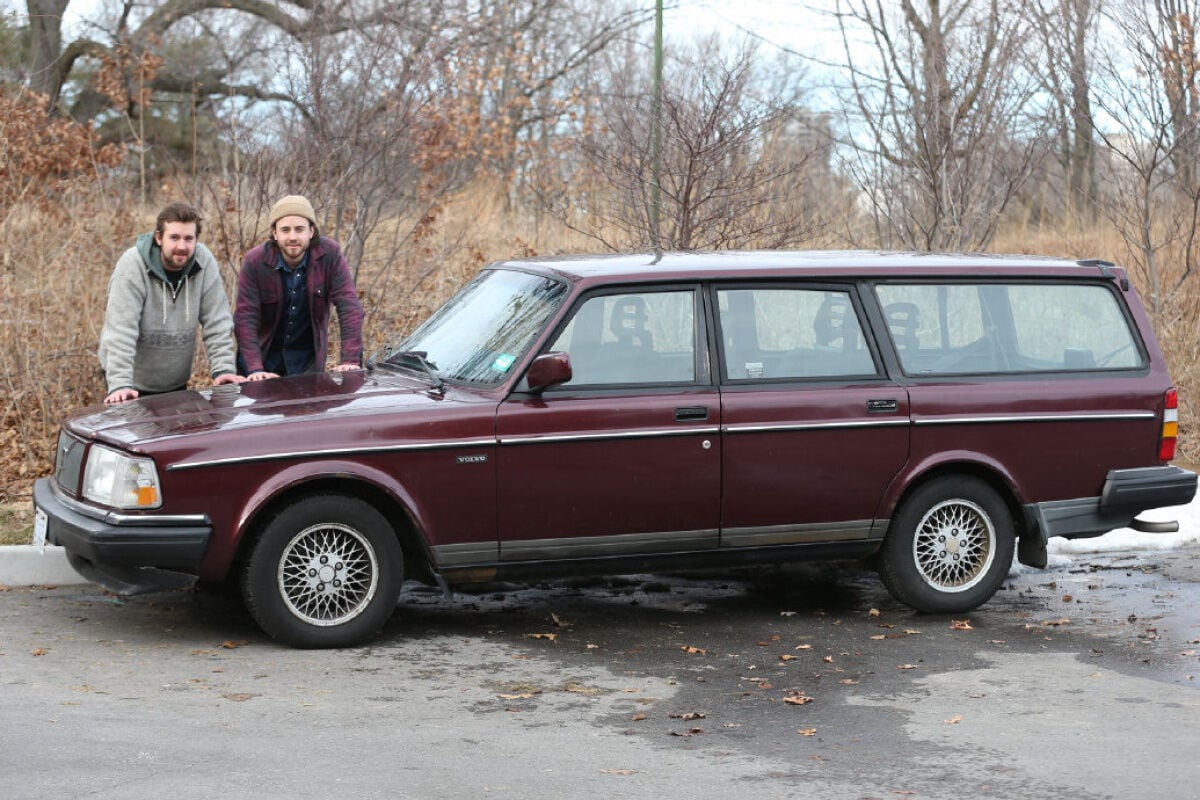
[53,431,87,496]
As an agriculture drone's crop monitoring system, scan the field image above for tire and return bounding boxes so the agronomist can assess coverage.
[877,476,1014,614]
[241,494,404,648]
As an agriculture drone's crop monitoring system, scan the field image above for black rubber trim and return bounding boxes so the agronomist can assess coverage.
[1100,466,1197,512]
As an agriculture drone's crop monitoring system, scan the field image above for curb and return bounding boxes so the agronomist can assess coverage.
[0,545,89,587]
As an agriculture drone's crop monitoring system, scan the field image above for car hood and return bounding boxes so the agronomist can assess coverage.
[66,370,494,451]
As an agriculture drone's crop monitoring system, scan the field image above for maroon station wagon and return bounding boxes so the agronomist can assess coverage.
[34,251,1198,647]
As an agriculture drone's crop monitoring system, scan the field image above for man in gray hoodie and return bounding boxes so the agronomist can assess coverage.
[98,202,242,404]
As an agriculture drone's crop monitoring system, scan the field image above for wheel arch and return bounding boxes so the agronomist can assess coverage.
[883,458,1028,541]
[230,468,435,584]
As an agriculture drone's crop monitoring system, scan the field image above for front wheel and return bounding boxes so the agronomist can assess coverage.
[877,476,1014,613]
[241,494,404,648]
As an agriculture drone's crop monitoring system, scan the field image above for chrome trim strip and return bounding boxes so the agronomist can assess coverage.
[500,528,719,561]
[724,419,909,434]
[167,437,497,471]
[431,541,500,567]
[50,481,209,526]
[499,427,721,446]
[913,411,1155,426]
[721,519,883,546]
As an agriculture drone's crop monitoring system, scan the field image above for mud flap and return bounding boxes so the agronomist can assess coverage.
[1019,506,1049,569]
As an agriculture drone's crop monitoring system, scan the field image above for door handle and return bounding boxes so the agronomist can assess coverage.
[675,406,709,422]
[867,398,899,414]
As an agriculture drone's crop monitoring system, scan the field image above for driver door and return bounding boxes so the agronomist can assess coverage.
[494,286,721,561]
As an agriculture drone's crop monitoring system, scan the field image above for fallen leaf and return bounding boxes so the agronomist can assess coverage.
[780,654,796,662]
[945,714,963,724]
[897,664,917,670]
[669,711,706,720]
[839,678,860,685]
[780,611,797,617]
[903,629,922,635]
[528,632,557,641]
[498,692,538,700]
[222,693,259,702]
[822,655,834,663]
[794,644,813,650]
[950,620,973,630]
[631,712,646,721]
[551,613,571,628]
[669,727,704,737]
[681,645,706,655]
[221,640,246,649]
[1062,595,1073,603]
[1042,618,1070,627]
[868,608,881,617]
[783,691,813,705]
[722,723,742,728]
[870,634,886,640]
[600,768,635,776]
[564,682,602,695]
[31,648,47,657]
[797,727,817,736]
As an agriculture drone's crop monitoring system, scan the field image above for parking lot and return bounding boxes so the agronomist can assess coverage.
[3,549,1199,799]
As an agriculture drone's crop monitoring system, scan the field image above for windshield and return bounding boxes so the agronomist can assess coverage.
[380,268,569,386]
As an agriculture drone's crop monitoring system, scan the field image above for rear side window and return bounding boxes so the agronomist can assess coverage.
[874,282,1145,375]
[716,287,877,380]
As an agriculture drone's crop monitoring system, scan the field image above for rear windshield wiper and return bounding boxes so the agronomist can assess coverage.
[369,349,445,393]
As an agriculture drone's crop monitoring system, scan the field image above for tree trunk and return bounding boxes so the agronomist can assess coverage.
[26,0,70,100]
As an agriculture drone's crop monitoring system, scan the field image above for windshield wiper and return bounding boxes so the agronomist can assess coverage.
[369,349,445,393]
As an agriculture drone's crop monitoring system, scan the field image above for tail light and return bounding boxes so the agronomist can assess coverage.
[1159,388,1179,461]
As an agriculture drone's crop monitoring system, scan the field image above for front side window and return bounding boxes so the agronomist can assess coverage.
[382,269,568,386]
[874,282,1145,375]
[548,290,697,386]
[716,287,876,380]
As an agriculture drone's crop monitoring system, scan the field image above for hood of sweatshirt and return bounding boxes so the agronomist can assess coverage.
[136,232,200,283]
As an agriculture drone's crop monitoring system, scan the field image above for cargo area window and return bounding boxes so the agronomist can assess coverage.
[874,282,1145,375]
[716,287,877,380]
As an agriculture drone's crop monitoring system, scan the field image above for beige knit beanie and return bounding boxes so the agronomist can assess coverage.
[269,195,317,228]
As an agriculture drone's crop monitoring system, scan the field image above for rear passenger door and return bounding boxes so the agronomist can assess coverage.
[715,284,910,546]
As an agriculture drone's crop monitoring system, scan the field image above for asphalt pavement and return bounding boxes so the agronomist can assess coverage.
[2,547,1199,799]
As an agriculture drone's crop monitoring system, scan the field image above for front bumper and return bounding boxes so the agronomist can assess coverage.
[32,477,211,571]
[1020,465,1198,567]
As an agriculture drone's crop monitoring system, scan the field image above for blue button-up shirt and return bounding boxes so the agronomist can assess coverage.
[262,252,316,375]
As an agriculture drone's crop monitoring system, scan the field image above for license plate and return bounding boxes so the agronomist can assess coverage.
[33,506,48,553]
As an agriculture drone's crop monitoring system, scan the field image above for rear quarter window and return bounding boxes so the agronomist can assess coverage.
[874,282,1145,375]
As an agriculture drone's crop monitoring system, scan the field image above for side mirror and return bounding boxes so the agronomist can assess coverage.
[526,352,572,392]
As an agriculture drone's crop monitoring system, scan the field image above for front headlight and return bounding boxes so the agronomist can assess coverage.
[82,445,162,509]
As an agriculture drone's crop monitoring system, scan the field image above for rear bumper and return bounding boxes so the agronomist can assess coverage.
[1019,466,1197,567]
[32,478,211,571]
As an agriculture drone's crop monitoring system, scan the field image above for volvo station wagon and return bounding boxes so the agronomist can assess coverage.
[34,251,1197,647]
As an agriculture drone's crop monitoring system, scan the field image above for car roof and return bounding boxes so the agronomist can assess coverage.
[490,250,1117,284]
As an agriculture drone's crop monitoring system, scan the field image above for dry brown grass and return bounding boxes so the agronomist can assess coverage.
[3,182,1199,503]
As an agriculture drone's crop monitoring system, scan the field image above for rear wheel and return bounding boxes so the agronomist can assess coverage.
[878,476,1014,613]
[241,494,403,648]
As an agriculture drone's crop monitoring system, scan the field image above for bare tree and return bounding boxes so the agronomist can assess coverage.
[1093,0,1200,324]
[834,0,1046,250]
[1027,0,1101,219]
[541,37,831,251]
